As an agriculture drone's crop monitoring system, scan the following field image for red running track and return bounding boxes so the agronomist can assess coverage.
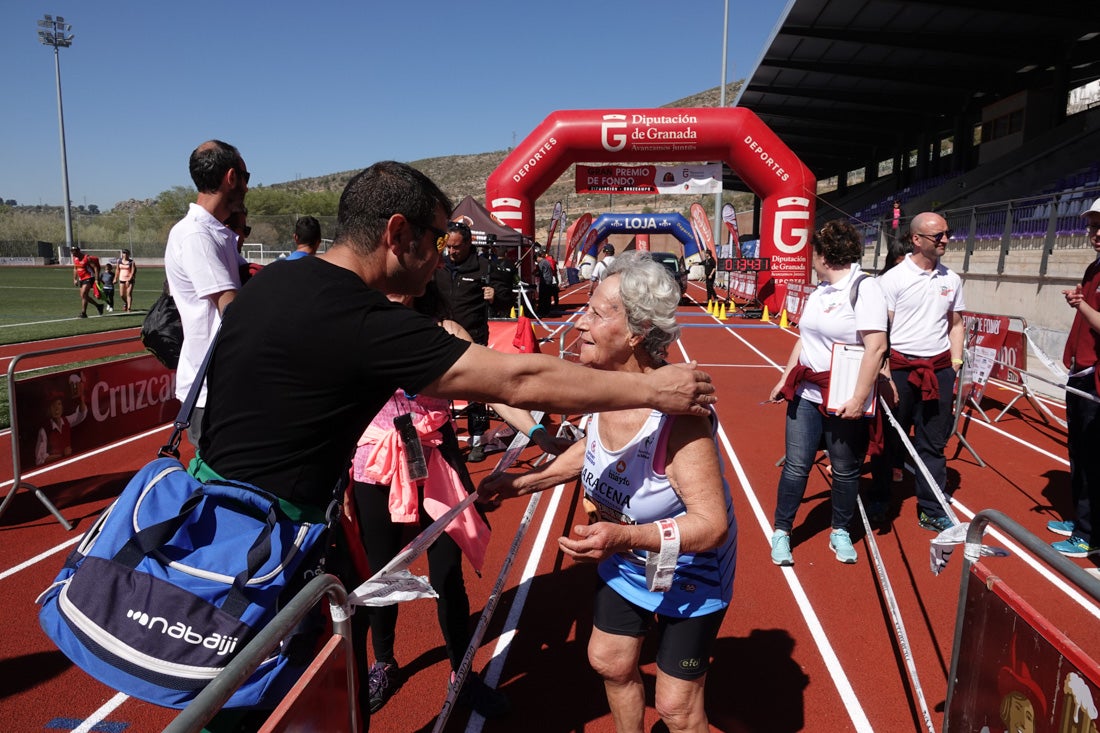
[1,280,1097,732]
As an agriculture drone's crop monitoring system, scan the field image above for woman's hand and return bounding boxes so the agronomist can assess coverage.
[532,429,575,456]
[558,522,627,563]
[766,380,786,403]
[476,472,515,511]
[835,397,866,419]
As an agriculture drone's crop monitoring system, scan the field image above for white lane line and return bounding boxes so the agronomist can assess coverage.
[0,535,81,581]
[70,691,129,733]
[951,499,1100,621]
[1,423,172,490]
[962,415,1068,466]
[469,482,567,733]
[674,338,873,732]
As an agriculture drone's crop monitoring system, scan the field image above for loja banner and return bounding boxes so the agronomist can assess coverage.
[575,164,722,195]
[15,354,179,469]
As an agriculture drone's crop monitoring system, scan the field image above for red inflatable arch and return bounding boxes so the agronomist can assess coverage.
[486,108,816,314]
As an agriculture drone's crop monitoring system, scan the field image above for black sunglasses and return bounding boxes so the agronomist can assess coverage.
[915,229,952,244]
[235,167,250,185]
[379,214,448,252]
[240,225,252,237]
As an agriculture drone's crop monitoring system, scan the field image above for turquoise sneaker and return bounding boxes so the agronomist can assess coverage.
[770,530,793,566]
[1051,536,1100,558]
[829,529,857,564]
[1046,520,1075,537]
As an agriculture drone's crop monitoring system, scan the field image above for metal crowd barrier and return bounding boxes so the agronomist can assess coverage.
[1,334,144,529]
[164,574,358,733]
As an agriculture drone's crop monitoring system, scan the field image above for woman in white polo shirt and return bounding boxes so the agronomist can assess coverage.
[767,219,889,566]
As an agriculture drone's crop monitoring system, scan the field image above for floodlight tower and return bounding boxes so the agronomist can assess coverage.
[714,0,730,246]
[37,13,75,251]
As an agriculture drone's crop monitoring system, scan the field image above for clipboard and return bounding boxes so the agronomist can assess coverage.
[826,343,876,417]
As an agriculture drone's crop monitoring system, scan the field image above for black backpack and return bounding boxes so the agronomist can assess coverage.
[141,287,183,369]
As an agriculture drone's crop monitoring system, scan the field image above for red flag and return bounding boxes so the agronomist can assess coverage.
[722,203,743,257]
[512,316,537,354]
[563,212,593,267]
[690,202,717,259]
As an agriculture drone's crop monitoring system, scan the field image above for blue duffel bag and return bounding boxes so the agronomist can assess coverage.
[37,456,329,709]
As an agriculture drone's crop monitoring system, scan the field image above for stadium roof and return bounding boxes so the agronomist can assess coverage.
[732,0,1100,186]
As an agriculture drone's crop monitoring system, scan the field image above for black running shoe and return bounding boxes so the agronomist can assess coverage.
[367,661,400,713]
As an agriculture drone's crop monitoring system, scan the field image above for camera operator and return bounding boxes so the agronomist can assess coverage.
[431,219,495,461]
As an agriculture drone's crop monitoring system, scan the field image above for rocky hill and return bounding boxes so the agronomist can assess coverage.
[271,83,749,238]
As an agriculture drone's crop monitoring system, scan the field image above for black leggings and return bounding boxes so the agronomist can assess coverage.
[352,478,472,671]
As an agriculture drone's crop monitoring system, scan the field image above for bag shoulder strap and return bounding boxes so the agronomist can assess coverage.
[158,325,221,459]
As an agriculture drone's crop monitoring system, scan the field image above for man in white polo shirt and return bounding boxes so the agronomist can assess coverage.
[875,211,966,531]
[164,140,249,447]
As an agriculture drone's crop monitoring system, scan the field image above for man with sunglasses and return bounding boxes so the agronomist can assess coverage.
[165,139,249,446]
[874,211,966,532]
[1048,198,1100,557]
[431,218,496,462]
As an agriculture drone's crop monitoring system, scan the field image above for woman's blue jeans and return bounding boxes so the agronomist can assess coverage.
[774,395,869,533]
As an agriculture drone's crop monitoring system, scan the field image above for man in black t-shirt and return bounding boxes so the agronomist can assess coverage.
[196,160,715,728]
[200,160,716,511]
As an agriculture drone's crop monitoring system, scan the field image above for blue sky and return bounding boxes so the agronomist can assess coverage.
[1,1,789,210]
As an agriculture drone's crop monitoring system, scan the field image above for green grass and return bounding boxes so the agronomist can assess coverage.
[0,266,166,428]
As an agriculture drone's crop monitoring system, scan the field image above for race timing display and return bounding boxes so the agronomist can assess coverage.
[718,257,771,272]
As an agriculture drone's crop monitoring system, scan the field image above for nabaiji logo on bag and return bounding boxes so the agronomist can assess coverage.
[126,608,240,656]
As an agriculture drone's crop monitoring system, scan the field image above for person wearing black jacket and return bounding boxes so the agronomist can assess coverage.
[432,220,495,461]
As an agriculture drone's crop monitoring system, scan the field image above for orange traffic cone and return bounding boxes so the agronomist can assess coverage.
[779,309,789,329]
[762,305,771,323]
[718,302,727,320]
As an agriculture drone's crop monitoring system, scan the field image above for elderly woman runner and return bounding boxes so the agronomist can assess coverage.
[481,251,737,733]
[767,219,889,566]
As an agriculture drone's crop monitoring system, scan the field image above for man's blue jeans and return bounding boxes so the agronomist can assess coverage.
[774,395,869,533]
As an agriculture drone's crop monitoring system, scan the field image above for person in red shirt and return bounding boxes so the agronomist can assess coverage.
[71,244,103,318]
[1049,197,1100,557]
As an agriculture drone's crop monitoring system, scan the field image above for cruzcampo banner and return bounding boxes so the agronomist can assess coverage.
[15,354,179,469]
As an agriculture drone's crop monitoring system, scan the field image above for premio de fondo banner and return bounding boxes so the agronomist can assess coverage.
[575,164,722,195]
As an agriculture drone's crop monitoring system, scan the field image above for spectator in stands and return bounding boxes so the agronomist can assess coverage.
[589,243,616,296]
[1048,197,1100,557]
[286,216,321,260]
[766,220,888,565]
[351,292,572,719]
[479,251,736,733]
[99,263,115,312]
[875,212,966,532]
[164,139,248,447]
[115,249,136,312]
[194,161,716,727]
[430,218,495,462]
[891,199,903,235]
[71,245,103,318]
[704,249,718,303]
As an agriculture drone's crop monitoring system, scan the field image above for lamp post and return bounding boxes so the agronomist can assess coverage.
[37,14,75,252]
[713,0,730,247]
